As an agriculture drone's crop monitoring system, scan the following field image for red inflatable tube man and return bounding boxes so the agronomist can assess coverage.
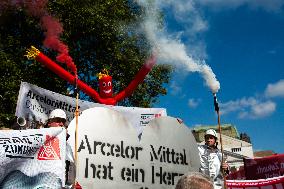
[26,46,156,105]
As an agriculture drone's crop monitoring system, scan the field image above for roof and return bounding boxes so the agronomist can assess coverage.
[254,150,276,157]
[192,124,240,140]
[224,149,251,159]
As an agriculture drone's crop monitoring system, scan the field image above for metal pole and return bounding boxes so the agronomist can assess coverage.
[214,93,227,189]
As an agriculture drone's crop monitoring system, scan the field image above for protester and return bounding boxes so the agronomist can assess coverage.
[46,108,81,189]
[175,172,214,189]
[198,129,229,189]
[46,108,68,129]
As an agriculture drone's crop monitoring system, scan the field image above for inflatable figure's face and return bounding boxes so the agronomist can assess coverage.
[99,75,113,98]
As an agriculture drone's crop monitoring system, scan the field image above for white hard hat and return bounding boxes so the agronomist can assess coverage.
[205,129,217,138]
[49,109,66,120]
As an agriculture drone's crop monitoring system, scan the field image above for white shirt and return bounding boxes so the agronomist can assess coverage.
[198,144,224,189]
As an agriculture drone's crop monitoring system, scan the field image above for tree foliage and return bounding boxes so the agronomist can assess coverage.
[0,0,172,127]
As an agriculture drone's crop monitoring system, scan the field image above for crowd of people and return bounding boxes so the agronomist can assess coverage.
[2,108,229,189]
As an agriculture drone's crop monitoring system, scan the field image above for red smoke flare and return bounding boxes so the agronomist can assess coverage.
[41,15,77,74]
[2,0,77,75]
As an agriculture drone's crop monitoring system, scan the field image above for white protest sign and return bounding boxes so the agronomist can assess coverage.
[140,117,200,188]
[68,107,199,189]
[15,82,166,136]
[0,128,66,188]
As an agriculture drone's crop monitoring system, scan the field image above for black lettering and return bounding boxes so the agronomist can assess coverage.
[171,149,176,164]
[85,158,89,178]
[78,135,92,154]
[107,162,114,180]
[18,145,23,154]
[101,143,106,155]
[182,149,188,165]
[175,153,180,164]
[11,137,22,144]
[106,143,111,156]
[171,172,179,185]
[120,141,125,158]
[135,146,142,160]
[110,144,115,156]
[32,92,36,99]
[121,164,144,183]
[0,138,11,145]
[96,165,101,179]
[150,145,162,161]
[51,100,55,107]
[90,163,97,178]
[166,148,171,163]
[157,167,163,184]
[26,90,32,98]
[68,104,72,112]
[87,160,113,180]
[125,146,134,159]
[4,145,11,153]
[93,141,102,154]
[46,99,51,105]
[152,166,184,186]
[54,101,63,109]
[152,166,155,184]
[115,144,120,157]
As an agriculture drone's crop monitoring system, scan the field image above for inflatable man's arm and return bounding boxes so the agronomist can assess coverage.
[25,46,104,103]
[115,53,157,102]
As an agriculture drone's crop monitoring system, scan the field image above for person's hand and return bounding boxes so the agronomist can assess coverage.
[222,162,230,174]
[222,162,229,170]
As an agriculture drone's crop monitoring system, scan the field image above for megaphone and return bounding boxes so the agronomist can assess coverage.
[17,117,26,127]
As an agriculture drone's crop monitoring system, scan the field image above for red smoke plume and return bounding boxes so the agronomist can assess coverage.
[41,15,77,74]
[1,0,77,75]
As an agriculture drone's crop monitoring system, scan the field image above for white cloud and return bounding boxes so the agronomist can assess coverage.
[197,0,284,12]
[171,0,208,34]
[250,101,276,118]
[220,97,276,119]
[265,80,284,98]
[188,98,201,108]
[170,81,182,95]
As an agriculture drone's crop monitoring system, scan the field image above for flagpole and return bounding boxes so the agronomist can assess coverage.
[214,93,227,189]
[74,75,79,187]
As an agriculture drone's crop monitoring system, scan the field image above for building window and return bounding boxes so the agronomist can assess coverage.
[231,147,241,152]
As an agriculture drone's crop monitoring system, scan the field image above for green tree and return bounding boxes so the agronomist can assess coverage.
[0,0,172,128]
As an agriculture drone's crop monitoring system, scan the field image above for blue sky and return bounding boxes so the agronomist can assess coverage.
[138,0,284,154]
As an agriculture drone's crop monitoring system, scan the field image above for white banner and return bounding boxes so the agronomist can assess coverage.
[67,107,200,189]
[15,82,167,136]
[0,127,66,188]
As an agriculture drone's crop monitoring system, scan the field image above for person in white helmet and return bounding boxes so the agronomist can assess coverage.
[46,109,81,189]
[198,129,229,189]
[46,108,67,128]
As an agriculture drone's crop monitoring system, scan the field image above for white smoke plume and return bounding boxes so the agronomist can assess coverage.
[136,0,220,93]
